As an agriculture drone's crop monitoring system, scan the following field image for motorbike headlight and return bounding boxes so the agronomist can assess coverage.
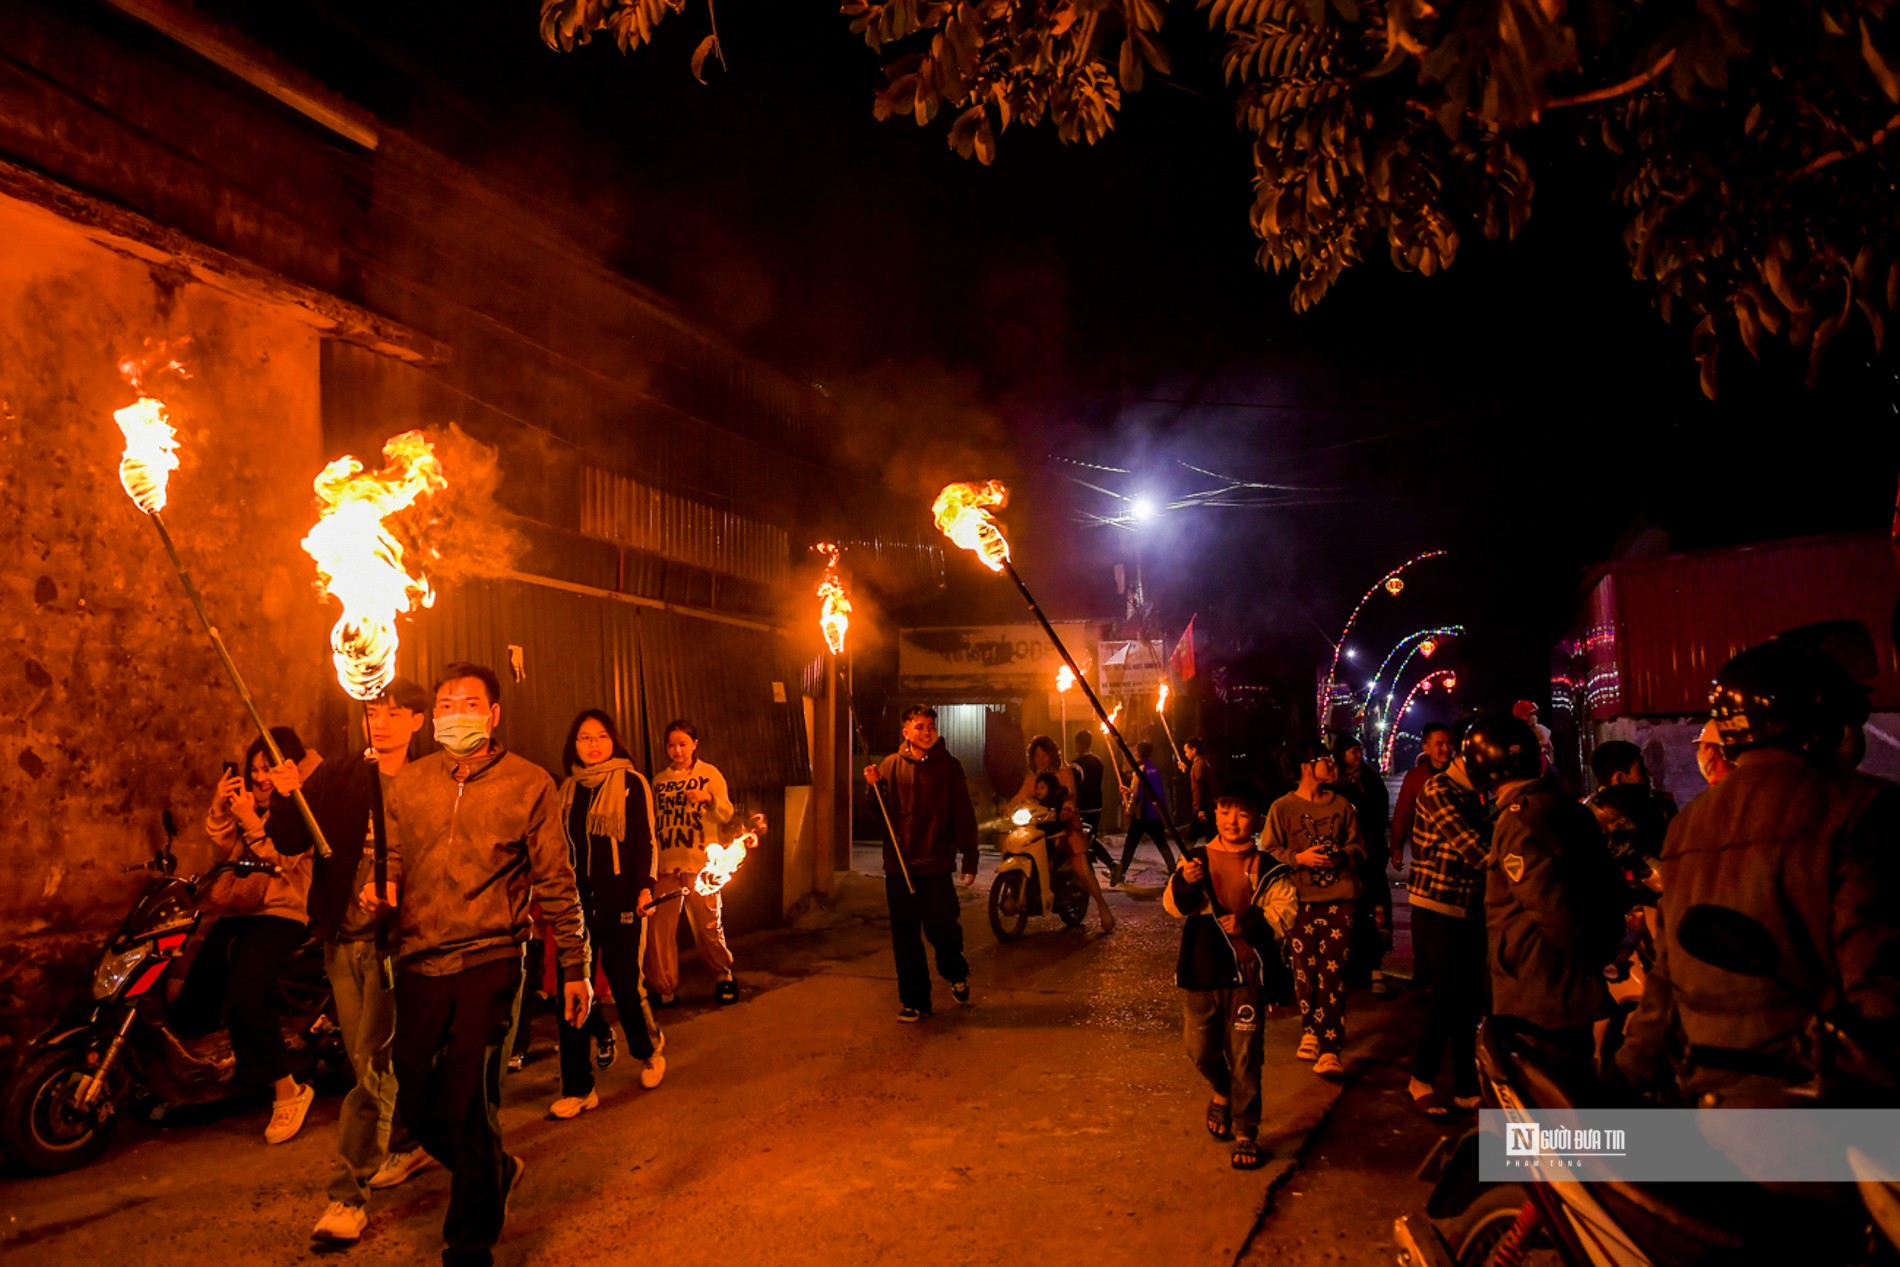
[93,943,149,1001]
[1011,808,1032,826]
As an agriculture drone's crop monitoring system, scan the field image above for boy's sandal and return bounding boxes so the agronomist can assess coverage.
[1205,1100,1233,1140]
[1410,1089,1450,1118]
[1230,1139,1264,1170]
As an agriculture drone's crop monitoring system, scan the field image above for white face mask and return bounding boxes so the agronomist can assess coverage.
[434,712,491,757]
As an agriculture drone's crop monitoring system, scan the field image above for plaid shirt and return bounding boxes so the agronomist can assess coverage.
[1407,770,1488,917]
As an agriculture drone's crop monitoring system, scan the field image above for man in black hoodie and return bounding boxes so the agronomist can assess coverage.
[865,705,978,1022]
[265,678,436,1245]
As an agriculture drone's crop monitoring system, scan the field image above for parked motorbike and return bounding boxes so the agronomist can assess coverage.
[1394,905,1900,1267]
[988,805,1091,940]
[0,815,340,1173]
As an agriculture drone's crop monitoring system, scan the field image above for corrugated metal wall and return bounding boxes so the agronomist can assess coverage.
[581,466,790,588]
[1557,533,1897,721]
[398,577,810,933]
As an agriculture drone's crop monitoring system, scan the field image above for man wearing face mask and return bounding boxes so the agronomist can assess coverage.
[358,662,591,1267]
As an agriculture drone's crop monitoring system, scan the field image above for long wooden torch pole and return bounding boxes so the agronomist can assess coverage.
[1000,560,1189,857]
[149,511,331,858]
[835,658,913,894]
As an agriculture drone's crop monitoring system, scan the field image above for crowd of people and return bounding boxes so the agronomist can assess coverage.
[180,663,761,1263]
[1156,629,1897,1197]
[165,622,1895,1259]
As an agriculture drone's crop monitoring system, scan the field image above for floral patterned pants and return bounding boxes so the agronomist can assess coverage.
[1290,900,1355,1056]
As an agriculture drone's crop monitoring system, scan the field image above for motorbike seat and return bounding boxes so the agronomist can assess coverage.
[1485,1022,1868,1263]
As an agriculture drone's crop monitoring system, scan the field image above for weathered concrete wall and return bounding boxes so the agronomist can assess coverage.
[0,193,331,1070]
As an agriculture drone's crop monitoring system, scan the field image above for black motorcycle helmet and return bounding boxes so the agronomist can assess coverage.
[1460,714,1542,794]
[1708,637,1871,759]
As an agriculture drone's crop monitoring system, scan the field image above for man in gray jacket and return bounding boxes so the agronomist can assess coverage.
[360,662,591,1267]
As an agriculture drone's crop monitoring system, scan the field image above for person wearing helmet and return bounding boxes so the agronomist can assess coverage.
[1691,719,1732,789]
[1618,637,1899,1107]
[1512,700,1556,772]
[1463,714,1626,1056]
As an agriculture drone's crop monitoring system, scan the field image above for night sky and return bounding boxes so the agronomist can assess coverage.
[226,1,1899,719]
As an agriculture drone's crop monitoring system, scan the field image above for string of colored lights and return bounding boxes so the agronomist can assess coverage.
[1380,669,1458,771]
[1373,630,1465,740]
[1355,625,1465,734]
[1317,549,1449,729]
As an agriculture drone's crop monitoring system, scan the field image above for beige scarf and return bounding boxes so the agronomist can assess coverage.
[563,758,636,846]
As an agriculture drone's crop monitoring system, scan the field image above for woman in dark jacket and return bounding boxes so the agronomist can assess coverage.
[549,709,665,1118]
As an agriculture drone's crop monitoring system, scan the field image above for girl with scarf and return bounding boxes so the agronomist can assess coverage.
[549,709,665,1118]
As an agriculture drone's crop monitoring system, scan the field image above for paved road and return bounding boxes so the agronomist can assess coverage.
[1,859,1396,1265]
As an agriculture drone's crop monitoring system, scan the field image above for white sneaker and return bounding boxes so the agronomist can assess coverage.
[264,1082,314,1144]
[367,1146,435,1190]
[1295,1033,1320,1061]
[640,1053,666,1089]
[1314,1052,1346,1077]
[549,1091,599,1119]
[310,1201,368,1243]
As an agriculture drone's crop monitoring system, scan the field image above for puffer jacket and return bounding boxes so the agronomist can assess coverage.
[1164,846,1299,995]
[1486,776,1625,1030]
[1618,748,1900,1101]
[384,746,590,981]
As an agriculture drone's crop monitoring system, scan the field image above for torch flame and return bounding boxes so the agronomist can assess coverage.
[302,431,447,701]
[931,480,1011,573]
[1157,682,1170,713]
[1056,665,1075,692]
[1101,703,1122,736]
[113,397,179,515]
[815,542,851,656]
[695,832,756,897]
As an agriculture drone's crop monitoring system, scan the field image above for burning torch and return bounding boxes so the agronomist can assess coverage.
[1056,664,1075,744]
[1156,680,1184,771]
[1099,703,1126,786]
[932,481,1191,857]
[111,359,331,859]
[651,831,757,908]
[303,429,448,979]
[815,543,913,894]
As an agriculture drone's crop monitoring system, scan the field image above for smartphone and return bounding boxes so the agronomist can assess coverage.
[221,760,240,780]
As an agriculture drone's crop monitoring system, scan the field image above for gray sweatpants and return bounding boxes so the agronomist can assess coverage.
[1182,979,1266,1139]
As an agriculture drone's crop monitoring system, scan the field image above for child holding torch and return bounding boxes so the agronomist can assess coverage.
[1164,779,1297,1170]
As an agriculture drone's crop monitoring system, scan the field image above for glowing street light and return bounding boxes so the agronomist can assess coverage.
[1130,496,1157,522]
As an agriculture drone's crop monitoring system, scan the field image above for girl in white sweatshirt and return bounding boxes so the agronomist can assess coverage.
[646,720,741,1005]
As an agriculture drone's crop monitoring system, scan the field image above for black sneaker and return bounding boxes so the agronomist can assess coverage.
[897,1006,929,1023]
[950,980,970,1006]
[715,978,740,1006]
[595,1029,617,1071]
